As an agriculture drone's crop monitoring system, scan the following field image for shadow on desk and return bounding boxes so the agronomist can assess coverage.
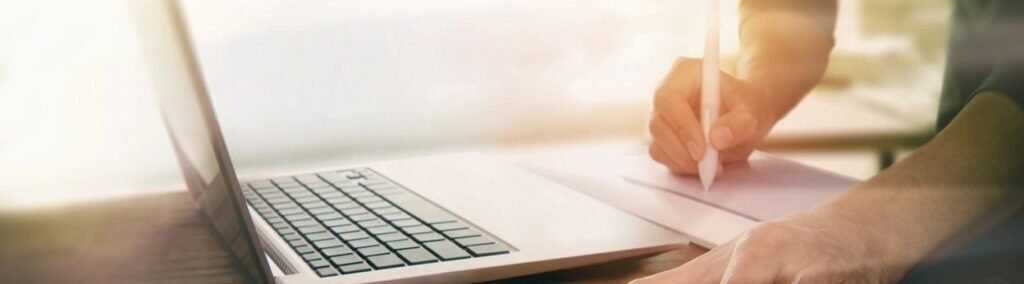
[2,191,1020,283]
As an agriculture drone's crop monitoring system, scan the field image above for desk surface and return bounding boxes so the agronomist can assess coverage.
[0,191,704,283]
[2,190,1019,283]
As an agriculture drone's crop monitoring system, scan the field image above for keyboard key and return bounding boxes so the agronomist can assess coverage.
[367,226,398,235]
[323,219,352,227]
[313,239,344,249]
[306,232,334,241]
[266,197,291,205]
[357,219,387,228]
[291,220,319,228]
[349,238,379,248]
[357,245,389,257]
[339,231,370,241]
[309,259,331,268]
[385,194,457,224]
[330,254,363,266]
[308,207,335,215]
[349,214,376,222]
[330,225,360,234]
[443,229,481,239]
[284,214,312,222]
[432,222,468,231]
[314,212,344,221]
[397,248,439,265]
[282,233,302,241]
[297,226,326,235]
[322,246,354,257]
[381,213,412,222]
[325,197,352,205]
[295,196,320,204]
[295,245,314,254]
[338,186,365,193]
[454,236,494,247]
[301,201,329,209]
[320,192,346,199]
[311,187,336,194]
[278,208,304,216]
[367,254,405,269]
[349,191,375,198]
[364,202,391,209]
[386,240,418,250]
[466,243,509,256]
[372,207,402,215]
[340,207,369,216]
[424,241,471,261]
[315,267,338,277]
[333,202,361,210]
[338,262,372,274]
[277,228,297,236]
[376,232,406,242]
[400,225,431,235]
[412,232,445,242]
[392,219,422,228]
[355,196,384,204]
[301,252,322,261]
[271,222,289,230]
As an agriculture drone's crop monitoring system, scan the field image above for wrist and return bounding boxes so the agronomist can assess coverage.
[808,202,914,282]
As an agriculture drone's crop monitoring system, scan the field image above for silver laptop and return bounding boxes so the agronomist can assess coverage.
[127,0,686,283]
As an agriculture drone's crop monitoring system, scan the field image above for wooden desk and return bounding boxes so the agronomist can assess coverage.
[0,191,704,284]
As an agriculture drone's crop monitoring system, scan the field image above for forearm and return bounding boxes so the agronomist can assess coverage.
[738,0,837,121]
[813,92,1024,280]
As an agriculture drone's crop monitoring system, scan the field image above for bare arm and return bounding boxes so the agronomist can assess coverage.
[648,0,837,175]
[738,0,836,120]
[636,93,1024,284]
[815,92,1024,280]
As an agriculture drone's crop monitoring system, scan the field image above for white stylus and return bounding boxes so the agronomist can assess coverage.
[698,0,720,190]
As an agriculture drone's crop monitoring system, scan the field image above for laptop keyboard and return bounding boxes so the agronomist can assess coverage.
[240,168,510,277]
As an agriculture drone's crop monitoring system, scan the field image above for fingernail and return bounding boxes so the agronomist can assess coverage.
[712,127,733,149]
[686,141,702,161]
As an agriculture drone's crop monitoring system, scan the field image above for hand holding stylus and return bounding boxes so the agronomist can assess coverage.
[647,57,778,179]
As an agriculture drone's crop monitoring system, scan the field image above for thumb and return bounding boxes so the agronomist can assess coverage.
[710,108,758,150]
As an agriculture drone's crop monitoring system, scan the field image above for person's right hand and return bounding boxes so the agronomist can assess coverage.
[649,57,779,175]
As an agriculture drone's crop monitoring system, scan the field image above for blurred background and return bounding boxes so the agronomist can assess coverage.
[0,0,948,211]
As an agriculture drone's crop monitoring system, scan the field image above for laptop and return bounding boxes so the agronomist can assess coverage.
[126,0,687,282]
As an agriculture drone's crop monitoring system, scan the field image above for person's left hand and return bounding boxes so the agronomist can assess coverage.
[629,212,900,284]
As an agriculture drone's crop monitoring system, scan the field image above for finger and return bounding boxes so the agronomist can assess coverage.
[653,58,706,160]
[631,239,739,284]
[651,113,703,162]
[649,142,697,175]
[720,146,756,164]
[710,107,758,151]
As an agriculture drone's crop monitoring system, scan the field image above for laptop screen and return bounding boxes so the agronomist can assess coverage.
[127,0,273,283]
